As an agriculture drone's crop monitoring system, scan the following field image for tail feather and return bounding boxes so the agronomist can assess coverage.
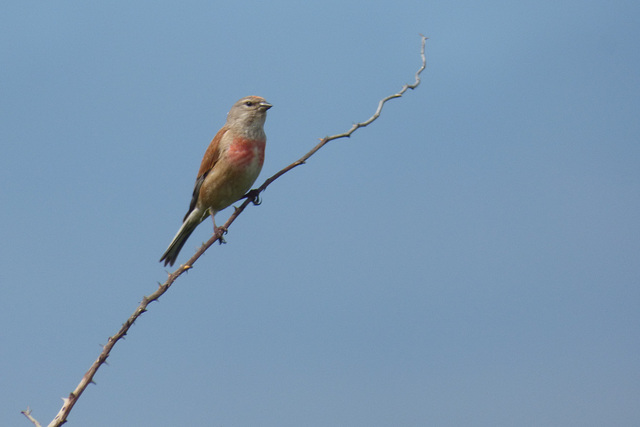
[160,209,204,267]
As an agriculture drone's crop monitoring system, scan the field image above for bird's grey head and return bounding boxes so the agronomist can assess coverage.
[227,96,272,128]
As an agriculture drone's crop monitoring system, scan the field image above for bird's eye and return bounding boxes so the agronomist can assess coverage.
[244,101,254,107]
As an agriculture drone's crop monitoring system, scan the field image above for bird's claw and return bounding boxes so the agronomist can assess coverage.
[244,189,262,206]
[214,226,227,244]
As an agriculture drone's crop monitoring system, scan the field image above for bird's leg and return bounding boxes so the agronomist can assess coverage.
[211,214,227,244]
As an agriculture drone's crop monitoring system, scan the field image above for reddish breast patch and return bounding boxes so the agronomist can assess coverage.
[228,137,265,168]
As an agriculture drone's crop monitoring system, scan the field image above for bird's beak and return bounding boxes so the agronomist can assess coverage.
[260,101,273,110]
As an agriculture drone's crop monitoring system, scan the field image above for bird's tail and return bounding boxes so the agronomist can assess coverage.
[160,209,204,267]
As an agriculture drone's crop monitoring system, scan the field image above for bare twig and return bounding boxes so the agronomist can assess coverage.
[24,35,428,427]
[21,408,42,427]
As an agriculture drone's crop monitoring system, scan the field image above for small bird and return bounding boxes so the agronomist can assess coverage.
[160,95,272,267]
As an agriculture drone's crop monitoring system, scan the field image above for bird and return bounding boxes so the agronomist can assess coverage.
[160,95,272,267]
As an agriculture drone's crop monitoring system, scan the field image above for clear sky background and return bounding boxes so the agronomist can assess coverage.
[2,1,639,426]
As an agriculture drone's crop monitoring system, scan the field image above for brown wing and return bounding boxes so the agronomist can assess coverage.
[182,126,227,222]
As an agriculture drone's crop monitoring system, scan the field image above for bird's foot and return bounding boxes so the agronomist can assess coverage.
[214,226,227,244]
[244,189,262,206]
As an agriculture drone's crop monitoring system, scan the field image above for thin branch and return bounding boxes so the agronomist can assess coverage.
[21,408,42,427]
[25,35,428,427]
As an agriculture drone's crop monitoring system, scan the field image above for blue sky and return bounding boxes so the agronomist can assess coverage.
[2,1,639,426]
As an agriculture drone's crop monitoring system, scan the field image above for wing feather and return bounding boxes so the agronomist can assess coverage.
[182,126,227,221]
